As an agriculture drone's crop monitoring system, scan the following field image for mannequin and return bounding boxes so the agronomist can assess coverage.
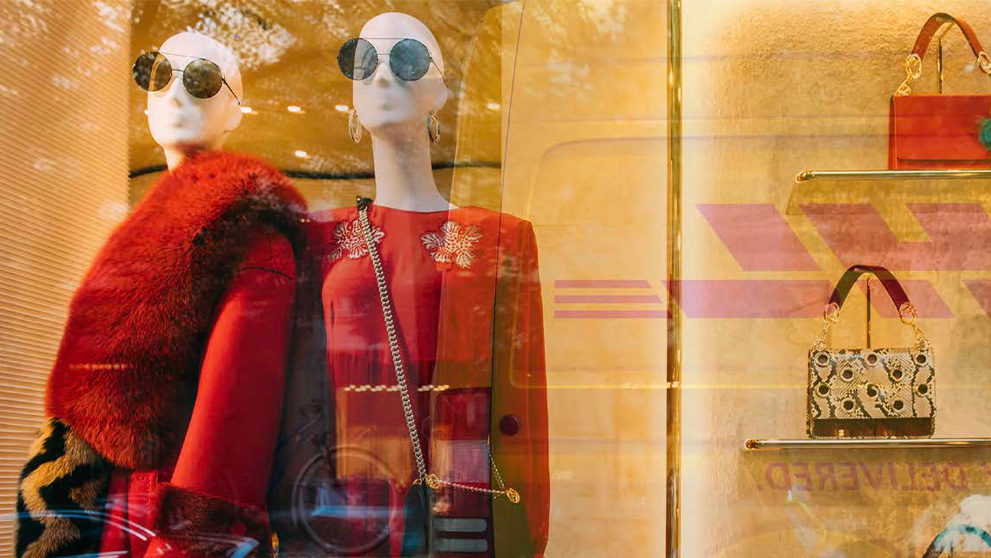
[147,33,244,170]
[16,32,303,558]
[277,12,549,558]
[351,13,453,212]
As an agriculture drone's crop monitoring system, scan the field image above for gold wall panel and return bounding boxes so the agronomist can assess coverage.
[682,1,991,555]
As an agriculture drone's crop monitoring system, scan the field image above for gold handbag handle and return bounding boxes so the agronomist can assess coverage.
[895,12,991,96]
[812,266,930,352]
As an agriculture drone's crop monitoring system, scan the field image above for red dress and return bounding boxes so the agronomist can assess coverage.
[96,229,296,558]
[304,203,549,557]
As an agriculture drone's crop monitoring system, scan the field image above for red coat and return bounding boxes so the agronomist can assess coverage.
[284,203,549,557]
[95,228,297,558]
[18,151,304,558]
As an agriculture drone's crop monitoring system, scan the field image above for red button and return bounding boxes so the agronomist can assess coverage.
[499,415,520,436]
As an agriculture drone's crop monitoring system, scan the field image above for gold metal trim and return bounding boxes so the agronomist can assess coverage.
[865,277,872,349]
[937,35,944,93]
[796,169,991,182]
[744,438,991,451]
[666,0,683,556]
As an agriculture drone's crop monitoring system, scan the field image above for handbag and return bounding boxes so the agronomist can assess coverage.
[355,197,534,558]
[888,12,991,169]
[807,265,935,439]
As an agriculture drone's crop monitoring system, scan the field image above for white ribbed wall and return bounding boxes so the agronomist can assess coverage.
[0,1,131,553]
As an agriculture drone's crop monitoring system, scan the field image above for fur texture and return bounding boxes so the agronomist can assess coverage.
[15,418,110,558]
[44,151,305,470]
[152,483,272,557]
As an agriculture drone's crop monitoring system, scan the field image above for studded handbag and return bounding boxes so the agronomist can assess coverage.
[808,265,935,439]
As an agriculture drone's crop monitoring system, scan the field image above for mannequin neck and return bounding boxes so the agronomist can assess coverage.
[163,141,226,171]
[370,124,452,212]
[164,145,200,171]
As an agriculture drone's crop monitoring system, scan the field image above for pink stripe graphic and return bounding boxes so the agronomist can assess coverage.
[554,310,668,319]
[550,278,953,318]
[555,294,663,304]
[554,280,652,289]
[679,280,832,318]
[698,204,819,271]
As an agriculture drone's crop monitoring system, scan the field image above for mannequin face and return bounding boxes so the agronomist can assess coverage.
[352,13,448,135]
[146,32,243,153]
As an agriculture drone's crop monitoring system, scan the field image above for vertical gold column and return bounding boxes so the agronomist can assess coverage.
[665,0,683,557]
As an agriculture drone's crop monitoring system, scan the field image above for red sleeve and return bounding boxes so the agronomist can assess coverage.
[148,229,296,558]
[520,222,550,556]
[492,220,550,557]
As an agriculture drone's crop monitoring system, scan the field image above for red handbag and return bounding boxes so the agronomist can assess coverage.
[888,13,991,170]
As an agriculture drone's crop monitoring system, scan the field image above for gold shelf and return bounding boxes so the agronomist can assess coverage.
[786,169,991,215]
[744,438,991,451]
[796,169,991,181]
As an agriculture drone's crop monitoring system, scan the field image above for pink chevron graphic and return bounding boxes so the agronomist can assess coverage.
[802,203,991,271]
[856,279,953,318]
[964,280,991,317]
[698,204,819,271]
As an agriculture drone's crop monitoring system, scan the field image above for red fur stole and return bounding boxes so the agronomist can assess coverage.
[45,151,305,470]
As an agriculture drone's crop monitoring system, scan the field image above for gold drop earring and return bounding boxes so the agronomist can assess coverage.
[426,112,440,145]
[348,108,363,144]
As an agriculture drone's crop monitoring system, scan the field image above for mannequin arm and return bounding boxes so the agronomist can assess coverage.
[148,228,296,558]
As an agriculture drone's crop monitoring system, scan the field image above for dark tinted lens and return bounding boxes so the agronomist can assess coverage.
[390,39,431,81]
[132,52,172,91]
[182,58,224,99]
[337,38,378,80]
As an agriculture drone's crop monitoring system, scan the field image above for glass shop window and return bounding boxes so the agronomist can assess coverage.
[0,2,668,558]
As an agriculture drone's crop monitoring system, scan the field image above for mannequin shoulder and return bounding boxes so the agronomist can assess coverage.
[172,151,305,209]
[302,206,358,242]
[306,206,356,225]
[455,206,535,240]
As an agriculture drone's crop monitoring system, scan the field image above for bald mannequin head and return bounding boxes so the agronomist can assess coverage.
[146,32,243,168]
[351,12,448,136]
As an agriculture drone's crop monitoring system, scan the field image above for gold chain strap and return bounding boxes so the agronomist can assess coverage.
[811,300,930,353]
[980,51,991,75]
[356,201,521,505]
[895,53,923,97]
[896,50,991,97]
[898,302,932,352]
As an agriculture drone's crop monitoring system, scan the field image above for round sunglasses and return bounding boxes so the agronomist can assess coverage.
[132,51,241,103]
[337,37,443,82]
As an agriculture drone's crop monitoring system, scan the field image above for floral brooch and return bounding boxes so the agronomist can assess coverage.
[326,219,384,262]
[420,220,483,269]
